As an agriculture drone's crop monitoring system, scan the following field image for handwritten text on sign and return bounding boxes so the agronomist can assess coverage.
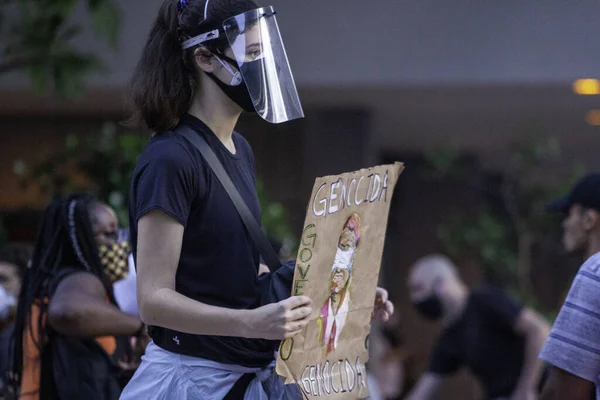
[276,163,404,400]
[312,171,390,217]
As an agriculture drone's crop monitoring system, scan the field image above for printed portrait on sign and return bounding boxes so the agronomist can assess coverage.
[317,213,361,356]
[275,163,403,400]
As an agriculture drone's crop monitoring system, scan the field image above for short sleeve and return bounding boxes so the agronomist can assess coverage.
[539,255,600,383]
[428,333,462,375]
[133,139,198,227]
[235,132,257,183]
[476,287,523,328]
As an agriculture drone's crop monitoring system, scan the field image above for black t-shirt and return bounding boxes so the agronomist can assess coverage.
[0,323,13,390]
[428,287,525,398]
[129,114,274,367]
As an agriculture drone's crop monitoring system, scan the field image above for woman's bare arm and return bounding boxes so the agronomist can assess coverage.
[48,272,141,337]
[136,210,312,340]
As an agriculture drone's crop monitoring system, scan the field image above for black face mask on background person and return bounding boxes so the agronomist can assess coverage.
[205,55,258,113]
[413,294,444,321]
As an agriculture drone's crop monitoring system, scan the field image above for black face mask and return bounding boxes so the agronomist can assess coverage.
[205,55,258,113]
[413,294,444,321]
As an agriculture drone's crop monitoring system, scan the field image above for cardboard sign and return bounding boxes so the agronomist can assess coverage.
[276,163,404,400]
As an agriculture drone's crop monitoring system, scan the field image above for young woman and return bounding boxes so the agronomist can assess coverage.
[8,194,144,400]
[121,0,394,398]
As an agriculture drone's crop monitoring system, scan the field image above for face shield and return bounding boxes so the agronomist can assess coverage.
[182,6,304,124]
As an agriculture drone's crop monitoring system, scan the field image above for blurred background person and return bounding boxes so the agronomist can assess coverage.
[91,203,139,317]
[0,243,34,334]
[8,194,145,400]
[539,174,600,400]
[368,321,417,400]
[0,243,33,303]
[113,228,139,316]
[3,1,600,399]
[0,243,34,391]
[91,202,148,382]
[367,324,388,400]
[405,255,550,400]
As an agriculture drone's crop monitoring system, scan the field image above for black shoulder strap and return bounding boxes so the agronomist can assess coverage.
[176,124,282,270]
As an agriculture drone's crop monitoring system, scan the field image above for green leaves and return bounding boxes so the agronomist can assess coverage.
[26,64,48,93]
[429,135,577,314]
[88,0,121,49]
[15,122,294,247]
[511,134,561,174]
[422,142,465,181]
[1,0,121,98]
[53,52,106,97]
[16,122,149,226]
[256,179,296,257]
[66,133,79,151]
[438,210,518,286]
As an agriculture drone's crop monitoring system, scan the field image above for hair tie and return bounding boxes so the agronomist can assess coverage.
[178,0,190,13]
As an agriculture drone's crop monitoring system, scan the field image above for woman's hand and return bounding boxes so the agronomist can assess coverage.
[246,296,313,340]
[372,287,394,322]
[131,327,151,361]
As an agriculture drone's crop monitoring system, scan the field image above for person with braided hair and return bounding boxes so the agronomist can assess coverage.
[0,243,33,302]
[7,194,145,400]
[0,243,34,393]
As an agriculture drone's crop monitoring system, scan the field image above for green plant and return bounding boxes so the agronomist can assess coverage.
[438,209,518,285]
[16,125,296,252]
[15,122,148,225]
[425,134,585,313]
[0,0,121,97]
[255,179,296,258]
[422,141,466,181]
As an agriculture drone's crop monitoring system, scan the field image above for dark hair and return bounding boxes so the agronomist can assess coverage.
[8,193,115,396]
[0,243,34,279]
[128,0,258,132]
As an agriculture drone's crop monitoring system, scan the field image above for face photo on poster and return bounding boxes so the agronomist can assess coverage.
[318,213,361,356]
[276,163,404,400]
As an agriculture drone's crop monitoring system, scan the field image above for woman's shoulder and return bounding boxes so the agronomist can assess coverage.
[233,131,253,153]
[49,268,104,296]
[232,131,255,166]
[144,131,193,157]
[138,132,197,170]
[53,268,101,285]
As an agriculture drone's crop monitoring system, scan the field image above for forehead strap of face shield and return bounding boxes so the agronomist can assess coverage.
[181,9,277,50]
[181,28,222,49]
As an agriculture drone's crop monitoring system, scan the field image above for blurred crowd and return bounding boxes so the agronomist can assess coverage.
[0,176,599,400]
[4,0,600,397]
[0,197,147,399]
[368,174,600,400]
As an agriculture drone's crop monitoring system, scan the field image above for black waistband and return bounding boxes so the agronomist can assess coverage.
[148,326,276,368]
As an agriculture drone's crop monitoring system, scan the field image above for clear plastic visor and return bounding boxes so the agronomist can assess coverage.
[222,6,304,123]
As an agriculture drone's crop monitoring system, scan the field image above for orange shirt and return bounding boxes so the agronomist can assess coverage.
[20,303,116,400]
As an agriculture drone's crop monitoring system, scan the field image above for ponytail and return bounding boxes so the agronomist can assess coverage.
[128,0,258,132]
[127,0,196,132]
